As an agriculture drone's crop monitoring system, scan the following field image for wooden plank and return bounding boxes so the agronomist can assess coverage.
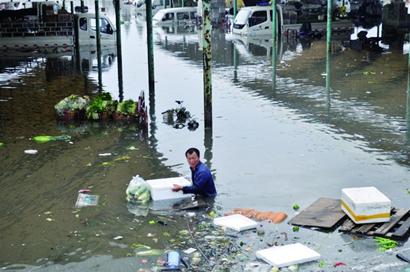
[390,216,410,238]
[352,223,376,234]
[289,198,347,229]
[339,218,356,232]
[370,209,410,236]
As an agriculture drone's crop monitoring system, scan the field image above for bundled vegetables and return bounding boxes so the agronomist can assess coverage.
[86,92,116,120]
[54,95,90,119]
[55,91,148,126]
[126,175,151,204]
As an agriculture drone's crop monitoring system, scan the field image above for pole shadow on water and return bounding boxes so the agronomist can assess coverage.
[232,43,238,83]
[95,0,103,93]
[325,0,333,114]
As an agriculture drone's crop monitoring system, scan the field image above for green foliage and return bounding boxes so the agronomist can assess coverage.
[293,204,300,211]
[116,99,136,116]
[54,95,89,116]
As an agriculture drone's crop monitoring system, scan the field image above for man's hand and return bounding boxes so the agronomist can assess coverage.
[172,184,183,192]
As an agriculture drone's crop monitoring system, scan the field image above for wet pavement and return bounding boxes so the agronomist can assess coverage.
[1,1,410,271]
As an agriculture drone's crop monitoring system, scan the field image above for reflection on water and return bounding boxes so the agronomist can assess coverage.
[1,1,410,271]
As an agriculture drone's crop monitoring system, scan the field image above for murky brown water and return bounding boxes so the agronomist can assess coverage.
[1,1,410,271]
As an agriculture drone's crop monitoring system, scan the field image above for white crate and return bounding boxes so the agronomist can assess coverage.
[256,243,321,267]
[146,177,193,201]
[341,186,391,224]
[213,214,258,232]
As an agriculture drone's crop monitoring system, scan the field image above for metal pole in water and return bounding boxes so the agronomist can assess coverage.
[202,0,212,128]
[271,0,277,88]
[233,0,237,18]
[81,0,84,12]
[95,0,103,93]
[70,1,73,14]
[181,0,184,7]
[146,0,155,92]
[325,0,332,105]
[114,0,124,101]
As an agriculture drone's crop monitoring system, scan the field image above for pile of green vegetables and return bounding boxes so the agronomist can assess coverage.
[86,92,116,120]
[54,95,89,116]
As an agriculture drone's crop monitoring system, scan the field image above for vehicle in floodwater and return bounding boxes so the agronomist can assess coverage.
[152,7,197,26]
[0,1,116,50]
[232,5,283,36]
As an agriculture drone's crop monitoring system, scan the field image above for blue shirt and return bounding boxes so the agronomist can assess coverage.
[182,161,217,197]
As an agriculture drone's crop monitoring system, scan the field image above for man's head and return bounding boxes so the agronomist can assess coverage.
[185,147,200,169]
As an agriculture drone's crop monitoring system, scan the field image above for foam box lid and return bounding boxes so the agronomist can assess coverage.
[213,214,258,232]
[342,187,391,206]
[256,243,321,268]
[146,177,192,201]
[146,176,192,189]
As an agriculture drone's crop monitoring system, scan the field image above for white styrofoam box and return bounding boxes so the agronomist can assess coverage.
[146,177,193,201]
[256,243,321,268]
[213,214,258,232]
[341,186,391,224]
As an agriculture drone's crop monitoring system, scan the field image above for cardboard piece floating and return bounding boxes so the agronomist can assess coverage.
[341,187,391,224]
[146,177,193,201]
[256,243,321,267]
[213,214,258,232]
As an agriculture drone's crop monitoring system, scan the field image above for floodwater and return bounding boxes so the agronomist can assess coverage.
[1,1,410,271]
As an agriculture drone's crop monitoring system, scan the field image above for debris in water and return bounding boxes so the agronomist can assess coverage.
[46,218,54,222]
[136,249,162,256]
[0,142,4,148]
[183,248,197,254]
[319,260,326,268]
[114,155,131,162]
[32,135,71,143]
[24,149,38,154]
[113,236,123,240]
[293,204,300,211]
[148,220,156,225]
[127,146,138,151]
[100,162,113,167]
[374,237,398,252]
[75,193,99,208]
[334,262,346,267]
[292,226,300,232]
[98,153,112,157]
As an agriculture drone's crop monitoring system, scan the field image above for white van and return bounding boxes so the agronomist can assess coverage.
[152,7,197,25]
[77,13,117,46]
[232,5,283,36]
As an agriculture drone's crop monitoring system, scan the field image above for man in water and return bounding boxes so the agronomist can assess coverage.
[172,147,217,198]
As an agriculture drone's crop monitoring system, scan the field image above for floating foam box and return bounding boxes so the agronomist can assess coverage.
[341,186,391,224]
[256,243,321,268]
[146,176,193,201]
[213,214,258,232]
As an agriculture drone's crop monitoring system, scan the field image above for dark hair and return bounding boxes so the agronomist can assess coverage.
[185,147,200,158]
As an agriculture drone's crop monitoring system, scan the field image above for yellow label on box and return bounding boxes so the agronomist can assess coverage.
[341,200,390,222]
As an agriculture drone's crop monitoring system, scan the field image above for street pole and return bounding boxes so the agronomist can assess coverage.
[114,0,124,101]
[146,0,155,92]
[202,0,212,128]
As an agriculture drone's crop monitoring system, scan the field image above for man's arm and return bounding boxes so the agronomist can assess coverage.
[181,171,209,194]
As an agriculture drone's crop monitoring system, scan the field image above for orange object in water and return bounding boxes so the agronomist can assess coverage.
[225,208,287,224]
